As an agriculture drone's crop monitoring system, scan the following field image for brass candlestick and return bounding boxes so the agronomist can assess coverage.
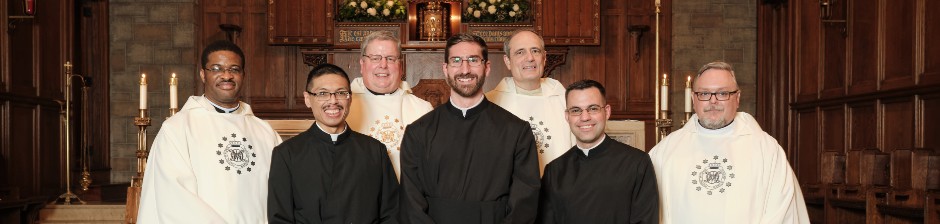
[55,61,85,205]
[653,0,663,143]
[126,109,151,224]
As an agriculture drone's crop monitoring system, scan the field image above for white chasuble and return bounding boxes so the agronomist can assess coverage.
[650,112,810,224]
[347,77,433,178]
[486,77,574,175]
[138,96,282,224]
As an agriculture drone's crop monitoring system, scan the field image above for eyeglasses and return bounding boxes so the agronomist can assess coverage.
[566,105,605,116]
[362,54,401,63]
[203,65,243,75]
[447,56,485,68]
[305,90,352,101]
[693,90,739,101]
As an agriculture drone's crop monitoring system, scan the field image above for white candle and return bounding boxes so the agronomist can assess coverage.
[169,73,178,109]
[685,76,692,113]
[660,73,669,111]
[656,0,660,6]
[139,74,148,110]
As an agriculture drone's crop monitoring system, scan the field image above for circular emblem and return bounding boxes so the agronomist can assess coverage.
[368,115,404,151]
[691,155,735,195]
[527,116,552,154]
[216,133,257,175]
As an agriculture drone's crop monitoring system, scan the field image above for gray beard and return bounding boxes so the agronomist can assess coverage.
[698,117,732,130]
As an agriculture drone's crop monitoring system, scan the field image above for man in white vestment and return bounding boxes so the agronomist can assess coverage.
[138,40,283,223]
[346,31,433,178]
[649,61,810,223]
[485,29,573,175]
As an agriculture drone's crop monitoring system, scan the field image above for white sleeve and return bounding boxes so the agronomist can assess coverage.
[760,142,811,224]
[138,121,226,224]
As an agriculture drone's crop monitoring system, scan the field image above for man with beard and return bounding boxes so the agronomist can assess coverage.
[267,63,399,223]
[399,33,540,224]
[138,40,283,223]
[346,31,433,179]
[649,61,809,223]
[486,29,573,176]
[538,80,659,223]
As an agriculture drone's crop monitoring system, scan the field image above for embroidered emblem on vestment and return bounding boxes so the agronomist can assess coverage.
[215,133,256,175]
[527,116,552,154]
[691,155,734,195]
[368,115,404,153]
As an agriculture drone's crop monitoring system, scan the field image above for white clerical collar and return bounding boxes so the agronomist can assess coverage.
[451,95,485,117]
[696,118,735,135]
[315,122,347,142]
[203,95,239,113]
[576,135,606,156]
[514,85,542,96]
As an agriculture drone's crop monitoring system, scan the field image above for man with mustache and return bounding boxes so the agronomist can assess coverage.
[138,40,283,223]
[649,61,809,223]
[486,29,573,176]
[346,31,433,179]
[399,33,540,224]
[267,63,399,223]
[538,79,659,223]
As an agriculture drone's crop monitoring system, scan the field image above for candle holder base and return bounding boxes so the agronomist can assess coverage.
[679,112,692,127]
[54,190,85,205]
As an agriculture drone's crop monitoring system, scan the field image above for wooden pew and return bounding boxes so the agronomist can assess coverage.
[873,148,938,223]
[820,151,845,223]
[829,149,889,223]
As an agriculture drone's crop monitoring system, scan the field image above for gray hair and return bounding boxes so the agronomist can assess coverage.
[360,31,401,54]
[502,28,543,55]
[695,61,738,88]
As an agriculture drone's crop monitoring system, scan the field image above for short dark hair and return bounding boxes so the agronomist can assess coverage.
[565,79,606,98]
[201,40,245,69]
[306,63,350,91]
[445,33,488,62]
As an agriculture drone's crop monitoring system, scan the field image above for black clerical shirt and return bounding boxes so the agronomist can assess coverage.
[400,98,541,224]
[537,136,659,224]
[268,123,399,224]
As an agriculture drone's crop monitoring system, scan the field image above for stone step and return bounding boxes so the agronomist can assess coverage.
[38,204,125,222]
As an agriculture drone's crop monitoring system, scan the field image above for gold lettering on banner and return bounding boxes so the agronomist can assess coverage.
[470,30,515,43]
[338,30,383,44]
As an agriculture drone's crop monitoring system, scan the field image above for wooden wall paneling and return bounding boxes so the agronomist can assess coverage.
[923,0,940,85]
[821,0,846,99]
[880,0,916,90]
[37,0,68,99]
[822,105,846,153]
[602,10,625,113]
[797,108,820,185]
[756,2,790,145]
[38,106,63,196]
[78,0,112,182]
[797,0,820,102]
[848,0,878,95]
[849,102,877,150]
[882,97,914,152]
[535,0,600,45]
[8,19,36,95]
[267,0,333,45]
[624,16,655,116]
[0,100,7,191]
[924,93,940,152]
[9,102,37,197]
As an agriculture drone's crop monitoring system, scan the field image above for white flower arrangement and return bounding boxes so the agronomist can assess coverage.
[464,0,530,23]
[338,0,407,22]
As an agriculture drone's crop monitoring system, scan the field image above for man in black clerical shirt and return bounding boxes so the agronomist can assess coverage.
[268,63,398,224]
[537,80,659,224]
[399,33,541,224]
